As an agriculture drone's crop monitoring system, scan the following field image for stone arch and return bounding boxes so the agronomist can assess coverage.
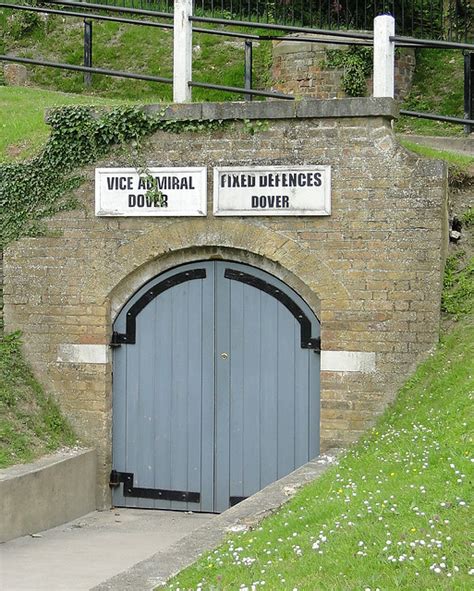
[97,219,350,323]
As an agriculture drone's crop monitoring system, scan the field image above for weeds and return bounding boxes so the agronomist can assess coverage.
[0,332,76,468]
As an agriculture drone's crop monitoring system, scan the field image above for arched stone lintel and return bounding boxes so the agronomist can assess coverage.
[94,220,350,324]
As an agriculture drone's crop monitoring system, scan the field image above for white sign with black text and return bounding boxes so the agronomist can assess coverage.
[95,167,207,217]
[213,165,331,216]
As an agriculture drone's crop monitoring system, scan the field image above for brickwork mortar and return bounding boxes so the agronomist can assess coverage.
[3,99,448,507]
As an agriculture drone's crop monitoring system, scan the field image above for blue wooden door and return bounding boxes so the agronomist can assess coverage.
[112,261,320,512]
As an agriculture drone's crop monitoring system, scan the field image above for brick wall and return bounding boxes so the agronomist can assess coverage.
[272,36,416,100]
[3,99,447,507]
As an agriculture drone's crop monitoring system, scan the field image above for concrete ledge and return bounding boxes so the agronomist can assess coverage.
[46,98,398,124]
[92,449,341,591]
[398,134,474,157]
[0,448,96,542]
[273,32,373,56]
[144,97,398,121]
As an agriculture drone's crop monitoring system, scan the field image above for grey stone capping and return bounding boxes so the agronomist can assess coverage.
[296,97,399,119]
[273,32,373,56]
[45,99,398,124]
[274,40,320,54]
[144,98,398,122]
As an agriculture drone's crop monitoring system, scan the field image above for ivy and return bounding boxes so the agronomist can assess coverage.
[326,46,373,97]
[0,106,228,248]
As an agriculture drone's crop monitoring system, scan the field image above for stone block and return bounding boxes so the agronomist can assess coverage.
[3,63,28,86]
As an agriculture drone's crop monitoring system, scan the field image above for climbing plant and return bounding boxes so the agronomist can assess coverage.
[0,105,227,248]
[326,46,373,97]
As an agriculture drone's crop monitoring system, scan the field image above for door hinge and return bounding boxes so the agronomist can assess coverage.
[110,331,127,347]
[109,470,200,503]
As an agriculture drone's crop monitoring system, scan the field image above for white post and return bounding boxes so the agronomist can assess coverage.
[173,0,192,103]
[373,14,395,98]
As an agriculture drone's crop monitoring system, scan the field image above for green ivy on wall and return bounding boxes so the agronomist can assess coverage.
[326,46,373,97]
[0,106,227,248]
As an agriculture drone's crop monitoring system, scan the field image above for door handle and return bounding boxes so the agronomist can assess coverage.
[220,352,229,360]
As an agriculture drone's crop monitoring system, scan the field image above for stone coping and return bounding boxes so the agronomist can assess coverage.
[0,446,92,480]
[144,97,399,122]
[45,98,398,124]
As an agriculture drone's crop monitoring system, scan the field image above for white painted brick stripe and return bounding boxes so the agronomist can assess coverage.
[57,344,108,364]
[321,351,376,373]
[57,344,375,373]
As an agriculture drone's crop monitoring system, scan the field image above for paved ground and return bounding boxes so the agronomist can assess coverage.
[0,453,339,591]
[0,508,215,591]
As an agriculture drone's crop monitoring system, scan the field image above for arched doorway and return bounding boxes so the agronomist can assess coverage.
[110,261,320,512]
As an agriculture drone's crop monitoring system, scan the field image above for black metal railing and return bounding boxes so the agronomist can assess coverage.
[78,0,473,42]
[1,2,473,127]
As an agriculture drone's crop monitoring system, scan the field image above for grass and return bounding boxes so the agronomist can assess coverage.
[164,222,474,590]
[0,86,123,162]
[0,332,77,468]
[166,325,473,590]
[398,140,474,170]
[442,254,474,318]
[166,330,473,590]
[1,12,273,103]
[396,49,466,137]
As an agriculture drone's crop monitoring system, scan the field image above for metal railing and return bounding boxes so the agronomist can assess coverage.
[0,2,473,128]
[78,0,473,42]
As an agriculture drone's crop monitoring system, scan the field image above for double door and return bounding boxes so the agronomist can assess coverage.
[111,261,320,512]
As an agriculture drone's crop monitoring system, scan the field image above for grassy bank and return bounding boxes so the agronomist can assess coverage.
[165,217,474,590]
[165,320,473,590]
[0,332,77,468]
[396,49,466,137]
[1,10,272,103]
[0,86,122,161]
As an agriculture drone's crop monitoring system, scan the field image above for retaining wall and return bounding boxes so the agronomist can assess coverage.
[0,448,96,542]
[272,36,416,100]
[3,98,448,507]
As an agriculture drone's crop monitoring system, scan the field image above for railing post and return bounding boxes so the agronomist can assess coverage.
[173,0,193,103]
[244,41,253,101]
[83,19,92,88]
[373,14,395,98]
[464,52,473,134]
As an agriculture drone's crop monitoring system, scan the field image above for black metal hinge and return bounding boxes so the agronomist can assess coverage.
[110,331,126,347]
[109,470,200,503]
[111,268,206,347]
[224,268,321,351]
[230,496,248,507]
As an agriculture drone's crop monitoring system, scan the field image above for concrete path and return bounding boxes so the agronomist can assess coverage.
[397,134,474,158]
[0,508,215,591]
[0,452,340,591]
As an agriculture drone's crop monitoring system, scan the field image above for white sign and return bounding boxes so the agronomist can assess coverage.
[213,165,331,216]
[95,167,207,216]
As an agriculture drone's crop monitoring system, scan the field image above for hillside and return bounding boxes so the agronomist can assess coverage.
[0,331,77,467]
[0,4,468,141]
[165,194,474,590]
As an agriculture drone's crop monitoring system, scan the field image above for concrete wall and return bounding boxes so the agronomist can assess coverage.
[3,98,448,507]
[0,448,96,542]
